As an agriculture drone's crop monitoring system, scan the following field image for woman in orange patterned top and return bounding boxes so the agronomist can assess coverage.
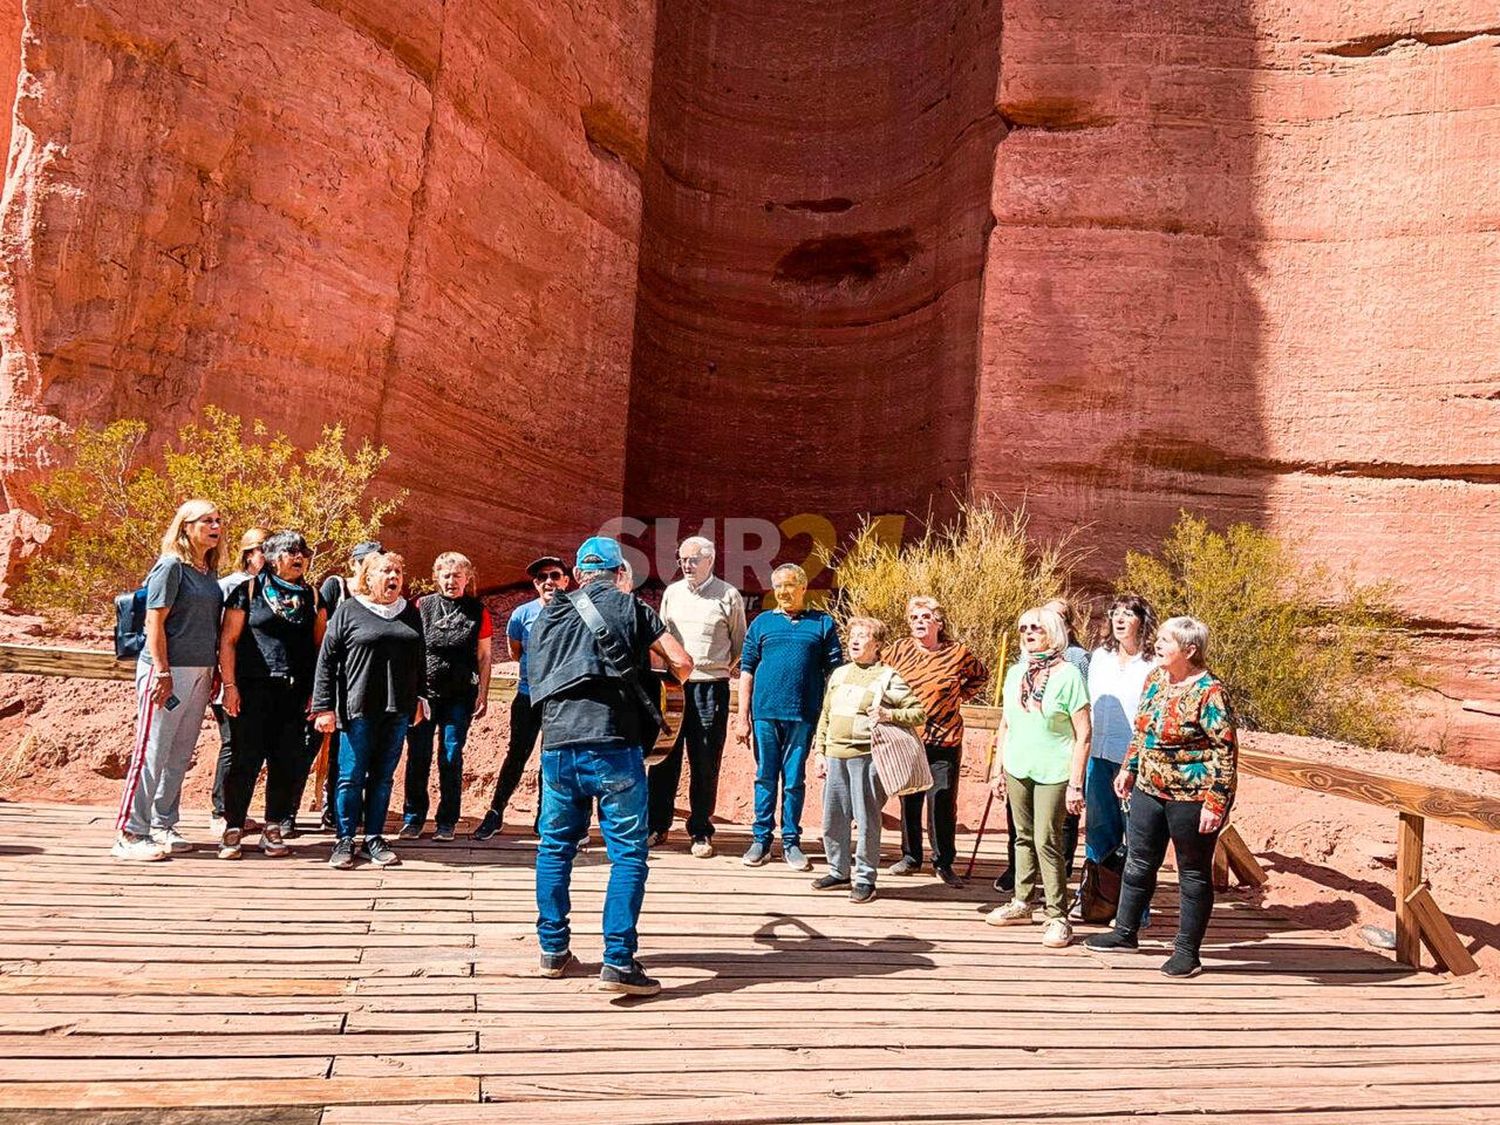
[884,596,988,888]
[1086,615,1238,978]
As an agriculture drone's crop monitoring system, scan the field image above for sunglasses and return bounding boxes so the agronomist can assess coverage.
[908,611,935,620]
[1019,624,1045,633]
[535,570,566,582]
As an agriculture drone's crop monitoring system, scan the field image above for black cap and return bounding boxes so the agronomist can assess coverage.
[526,555,566,579]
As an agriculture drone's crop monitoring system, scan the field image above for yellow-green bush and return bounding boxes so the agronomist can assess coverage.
[1120,513,1411,748]
[823,500,1083,697]
[17,407,405,618]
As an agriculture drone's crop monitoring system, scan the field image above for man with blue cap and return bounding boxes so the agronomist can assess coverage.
[526,536,694,996]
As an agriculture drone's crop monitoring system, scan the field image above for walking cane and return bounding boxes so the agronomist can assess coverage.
[963,632,1007,878]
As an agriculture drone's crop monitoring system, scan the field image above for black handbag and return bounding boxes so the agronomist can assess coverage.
[565,590,671,767]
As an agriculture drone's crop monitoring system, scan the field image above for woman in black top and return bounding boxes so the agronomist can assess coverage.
[218,531,324,860]
[400,553,493,842]
[311,550,426,870]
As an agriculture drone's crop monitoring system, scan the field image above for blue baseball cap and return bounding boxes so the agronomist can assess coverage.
[575,536,624,571]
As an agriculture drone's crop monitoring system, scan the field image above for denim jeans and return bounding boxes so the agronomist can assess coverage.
[648,680,730,839]
[822,755,884,886]
[1084,756,1128,862]
[535,744,650,969]
[403,696,475,830]
[751,719,813,847]
[336,712,410,839]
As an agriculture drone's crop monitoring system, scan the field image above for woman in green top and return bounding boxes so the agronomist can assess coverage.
[985,606,1091,947]
[811,617,925,904]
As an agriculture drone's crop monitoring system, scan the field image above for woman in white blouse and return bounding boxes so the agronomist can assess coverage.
[1083,595,1157,865]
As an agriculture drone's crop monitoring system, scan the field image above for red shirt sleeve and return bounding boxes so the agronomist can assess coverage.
[479,608,494,639]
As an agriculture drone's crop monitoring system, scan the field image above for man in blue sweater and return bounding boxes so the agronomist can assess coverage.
[733,563,843,870]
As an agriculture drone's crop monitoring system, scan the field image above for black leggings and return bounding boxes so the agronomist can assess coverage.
[1114,789,1223,958]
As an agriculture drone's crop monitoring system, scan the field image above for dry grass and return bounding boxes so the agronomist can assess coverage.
[821,500,1086,693]
[1121,513,1413,749]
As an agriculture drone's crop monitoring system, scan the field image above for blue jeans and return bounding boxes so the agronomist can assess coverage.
[1084,757,1127,862]
[402,696,475,830]
[336,713,410,840]
[751,719,813,847]
[535,744,650,969]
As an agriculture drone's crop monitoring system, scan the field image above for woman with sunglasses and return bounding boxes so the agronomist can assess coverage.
[884,595,988,887]
[984,606,1091,948]
[114,500,225,862]
[216,531,325,859]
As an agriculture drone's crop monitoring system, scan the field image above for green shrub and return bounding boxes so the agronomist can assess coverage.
[1120,513,1411,748]
[17,407,405,618]
[823,500,1085,698]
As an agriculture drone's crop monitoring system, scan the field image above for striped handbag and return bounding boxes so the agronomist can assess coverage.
[868,668,933,797]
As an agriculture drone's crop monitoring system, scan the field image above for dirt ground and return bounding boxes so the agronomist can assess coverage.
[1,629,1497,994]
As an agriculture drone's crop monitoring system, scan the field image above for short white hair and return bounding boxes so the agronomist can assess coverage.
[1159,615,1209,666]
[1018,606,1068,653]
[678,535,715,561]
[772,562,808,585]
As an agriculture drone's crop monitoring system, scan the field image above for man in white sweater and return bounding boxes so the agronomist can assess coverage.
[648,536,747,858]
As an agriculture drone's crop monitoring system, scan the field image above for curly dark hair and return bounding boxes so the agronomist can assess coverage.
[1100,593,1157,653]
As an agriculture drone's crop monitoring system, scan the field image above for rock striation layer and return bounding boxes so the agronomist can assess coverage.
[0,0,656,585]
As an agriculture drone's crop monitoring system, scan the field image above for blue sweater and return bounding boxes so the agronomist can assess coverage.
[740,608,843,723]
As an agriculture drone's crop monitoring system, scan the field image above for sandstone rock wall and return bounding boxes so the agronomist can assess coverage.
[0,0,656,587]
[622,0,1006,536]
[974,1,1500,631]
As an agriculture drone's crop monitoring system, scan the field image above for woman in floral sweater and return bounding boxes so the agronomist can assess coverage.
[1086,615,1239,978]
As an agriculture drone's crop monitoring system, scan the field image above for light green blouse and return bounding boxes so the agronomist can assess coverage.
[1001,660,1088,784]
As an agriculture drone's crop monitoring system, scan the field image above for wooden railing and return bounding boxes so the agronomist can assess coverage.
[3,642,1494,975]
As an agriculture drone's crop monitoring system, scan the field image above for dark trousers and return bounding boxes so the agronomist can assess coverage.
[1006,805,1079,878]
[223,679,312,828]
[488,691,543,815]
[900,742,961,869]
[647,680,730,839]
[403,696,476,830]
[1114,789,1223,958]
[211,703,234,818]
[283,720,326,825]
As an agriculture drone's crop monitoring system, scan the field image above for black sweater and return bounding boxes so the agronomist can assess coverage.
[311,597,426,722]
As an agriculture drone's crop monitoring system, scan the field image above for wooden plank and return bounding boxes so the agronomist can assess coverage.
[0,1076,478,1109]
[1405,885,1482,976]
[321,1083,1500,1124]
[0,1031,477,1058]
[1219,824,1267,887]
[1396,810,1425,968]
[0,644,132,681]
[0,1056,333,1082]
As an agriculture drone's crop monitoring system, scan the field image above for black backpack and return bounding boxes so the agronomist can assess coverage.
[114,586,148,661]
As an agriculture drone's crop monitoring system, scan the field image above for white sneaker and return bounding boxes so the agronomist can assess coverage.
[112,833,168,863]
[151,828,194,854]
[984,899,1035,927]
[217,829,243,861]
[260,824,290,858]
[1042,918,1074,948]
[690,838,716,859]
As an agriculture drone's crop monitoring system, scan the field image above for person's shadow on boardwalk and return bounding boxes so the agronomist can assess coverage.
[638,911,937,1002]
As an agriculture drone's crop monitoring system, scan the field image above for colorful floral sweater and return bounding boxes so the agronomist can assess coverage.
[1123,668,1239,818]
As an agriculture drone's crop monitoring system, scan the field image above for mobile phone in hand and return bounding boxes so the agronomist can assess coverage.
[164,694,181,711]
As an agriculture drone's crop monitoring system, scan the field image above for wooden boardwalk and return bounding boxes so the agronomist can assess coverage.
[1,802,1498,1123]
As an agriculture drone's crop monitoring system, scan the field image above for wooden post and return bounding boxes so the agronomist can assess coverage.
[1212,842,1231,891]
[1404,885,1481,976]
[1395,811,1425,969]
[1219,824,1268,887]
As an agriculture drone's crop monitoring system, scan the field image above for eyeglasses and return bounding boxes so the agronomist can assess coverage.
[678,557,704,568]
[908,612,934,621]
[1019,624,1045,633]
[536,571,566,582]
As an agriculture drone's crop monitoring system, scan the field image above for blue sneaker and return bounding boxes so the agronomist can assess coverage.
[741,841,771,867]
[539,950,574,979]
[599,959,661,996]
[783,843,812,872]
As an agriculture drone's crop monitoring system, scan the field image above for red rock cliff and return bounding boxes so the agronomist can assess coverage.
[0,0,656,584]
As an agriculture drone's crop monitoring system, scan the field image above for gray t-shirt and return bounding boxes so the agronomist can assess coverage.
[142,556,224,668]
